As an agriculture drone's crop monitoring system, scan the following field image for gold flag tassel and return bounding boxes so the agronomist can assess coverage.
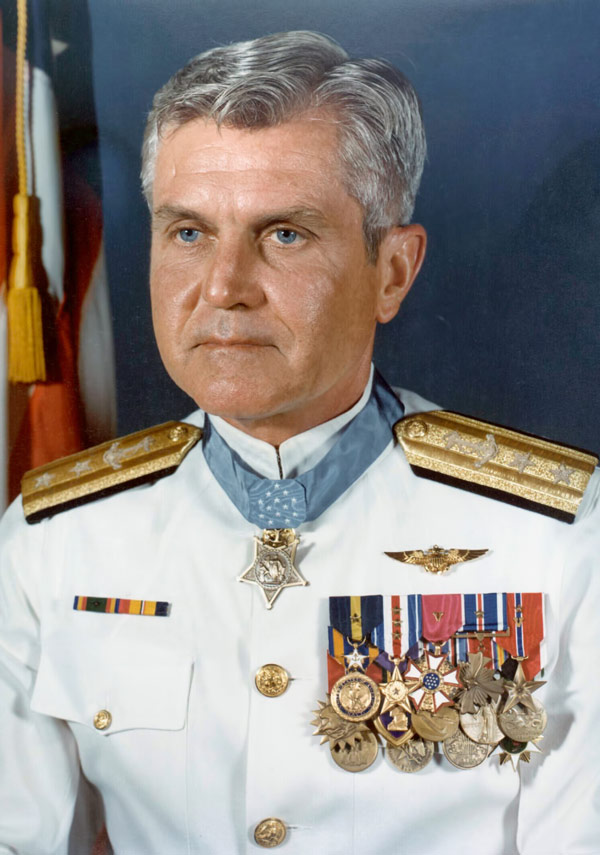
[8,0,46,383]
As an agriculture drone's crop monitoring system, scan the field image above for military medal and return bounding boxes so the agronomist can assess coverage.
[501,661,546,713]
[456,652,503,714]
[330,730,380,772]
[387,736,434,773]
[497,735,543,769]
[312,700,379,772]
[498,697,547,742]
[404,651,461,713]
[443,729,490,769]
[460,703,504,746]
[373,657,414,746]
[238,529,305,609]
[411,707,459,742]
[314,590,546,774]
[201,375,405,609]
[331,672,381,722]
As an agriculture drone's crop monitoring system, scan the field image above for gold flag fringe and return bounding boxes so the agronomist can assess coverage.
[8,0,47,383]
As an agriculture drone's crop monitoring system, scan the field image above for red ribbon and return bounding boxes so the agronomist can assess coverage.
[421,594,464,643]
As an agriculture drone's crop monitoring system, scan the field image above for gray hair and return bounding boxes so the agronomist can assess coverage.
[141,31,426,261]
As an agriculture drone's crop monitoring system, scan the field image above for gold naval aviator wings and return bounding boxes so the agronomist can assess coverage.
[22,422,202,523]
[395,411,598,523]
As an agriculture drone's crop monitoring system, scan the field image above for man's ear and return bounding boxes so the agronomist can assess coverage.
[375,224,427,324]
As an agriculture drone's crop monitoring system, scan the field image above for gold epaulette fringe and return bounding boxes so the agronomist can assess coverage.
[22,422,202,523]
[395,411,598,523]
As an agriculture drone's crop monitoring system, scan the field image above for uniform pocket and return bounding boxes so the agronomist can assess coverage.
[30,633,192,735]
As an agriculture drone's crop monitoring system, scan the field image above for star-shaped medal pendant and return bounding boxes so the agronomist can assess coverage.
[238,528,306,609]
[404,650,462,713]
[502,662,546,713]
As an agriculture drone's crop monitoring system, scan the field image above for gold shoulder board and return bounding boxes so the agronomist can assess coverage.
[395,411,598,524]
[22,421,202,524]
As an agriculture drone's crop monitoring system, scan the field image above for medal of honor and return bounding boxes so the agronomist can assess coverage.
[202,375,405,609]
[238,529,306,608]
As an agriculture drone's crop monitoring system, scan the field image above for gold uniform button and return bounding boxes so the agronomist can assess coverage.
[254,817,287,848]
[255,664,289,698]
[93,709,112,731]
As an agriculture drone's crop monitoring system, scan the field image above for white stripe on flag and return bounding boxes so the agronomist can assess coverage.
[29,64,64,302]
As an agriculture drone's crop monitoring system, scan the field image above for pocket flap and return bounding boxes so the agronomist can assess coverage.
[31,635,192,734]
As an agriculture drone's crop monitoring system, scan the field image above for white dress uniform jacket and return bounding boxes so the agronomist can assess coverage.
[0,381,599,855]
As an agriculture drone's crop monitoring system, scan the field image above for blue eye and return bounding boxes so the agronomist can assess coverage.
[275,228,298,245]
[178,228,200,243]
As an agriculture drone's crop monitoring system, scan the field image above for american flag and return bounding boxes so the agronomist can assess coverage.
[0,0,116,513]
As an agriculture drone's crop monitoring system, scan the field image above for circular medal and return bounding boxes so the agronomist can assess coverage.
[331,673,381,722]
[443,728,489,769]
[330,730,379,772]
[387,737,434,773]
[412,707,459,742]
[460,702,504,746]
[498,699,547,742]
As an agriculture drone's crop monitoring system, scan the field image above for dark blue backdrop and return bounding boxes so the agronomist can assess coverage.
[71,0,600,449]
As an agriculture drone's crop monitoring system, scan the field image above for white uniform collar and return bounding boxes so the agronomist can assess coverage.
[209,365,374,480]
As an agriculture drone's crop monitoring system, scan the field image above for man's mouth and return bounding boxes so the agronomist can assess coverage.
[200,338,267,348]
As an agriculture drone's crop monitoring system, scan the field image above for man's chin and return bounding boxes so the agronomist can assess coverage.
[190,384,292,424]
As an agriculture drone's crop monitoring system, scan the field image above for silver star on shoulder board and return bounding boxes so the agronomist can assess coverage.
[238,529,306,609]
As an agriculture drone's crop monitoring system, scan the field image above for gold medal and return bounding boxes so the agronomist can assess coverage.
[387,736,434,773]
[412,707,459,742]
[373,657,413,745]
[312,699,377,771]
[498,698,547,742]
[312,700,365,744]
[238,529,306,609]
[330,672,381,723]
[443,728,490,769]
[330,730,379,772]
[460,702,504,746]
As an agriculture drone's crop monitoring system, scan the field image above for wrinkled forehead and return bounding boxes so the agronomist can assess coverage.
[151,115,351,211]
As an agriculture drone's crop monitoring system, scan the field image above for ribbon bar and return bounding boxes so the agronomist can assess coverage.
[73,596,170,616]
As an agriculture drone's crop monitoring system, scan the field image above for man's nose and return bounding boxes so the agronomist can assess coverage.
[201,236,264,309]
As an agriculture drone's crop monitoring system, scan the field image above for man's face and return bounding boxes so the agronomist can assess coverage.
[150,116,406,431]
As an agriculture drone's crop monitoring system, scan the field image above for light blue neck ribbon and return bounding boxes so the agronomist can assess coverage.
[202,370,404,529]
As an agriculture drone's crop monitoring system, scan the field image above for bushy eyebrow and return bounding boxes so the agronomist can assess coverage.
[152,204,329,233]
[152,205,210,227]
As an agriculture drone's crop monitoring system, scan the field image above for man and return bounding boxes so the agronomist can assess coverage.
[1,30,599,855]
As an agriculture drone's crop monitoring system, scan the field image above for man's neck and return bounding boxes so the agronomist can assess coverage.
[209,366,375,480]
